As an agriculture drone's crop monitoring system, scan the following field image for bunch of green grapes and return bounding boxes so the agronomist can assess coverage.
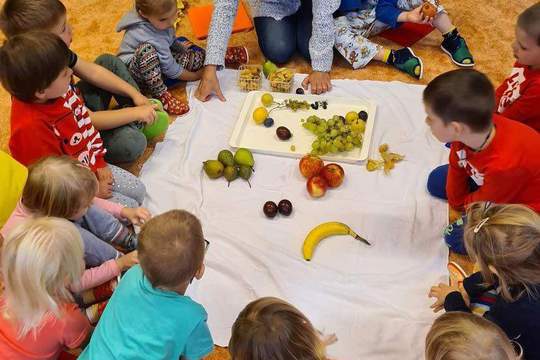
[301,115,366,155]
[284,99,310,111]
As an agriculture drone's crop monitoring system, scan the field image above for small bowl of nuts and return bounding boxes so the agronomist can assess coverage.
[269,68,295,93]
[238,65,262,91]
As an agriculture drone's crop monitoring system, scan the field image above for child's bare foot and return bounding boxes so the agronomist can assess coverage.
[157,91,189,115]
[225,46,249,68]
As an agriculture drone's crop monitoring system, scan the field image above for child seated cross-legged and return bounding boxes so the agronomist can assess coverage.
[424,69,540,254]
[495,3,540,132]
[79,210,214,360]
[229,297,337,360]
[116,0,248,115]
[0,31,146,208]
[0,0,156,164]
[429,202,540,359]
[0,217,92,359]
[0,156,149,268]
[425,312,521,360]
[334,0,474,80]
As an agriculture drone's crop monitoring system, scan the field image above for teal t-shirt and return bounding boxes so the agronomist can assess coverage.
[79,265,213,360]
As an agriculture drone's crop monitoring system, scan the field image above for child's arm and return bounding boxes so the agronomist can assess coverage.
[376,0,432,28]
[73,58,148,106]
[88,105,157,130]
[429,282,470,313]
[446,147,473,211]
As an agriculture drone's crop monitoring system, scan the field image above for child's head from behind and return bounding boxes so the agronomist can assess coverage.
[464,202,540,302]
[426,312,519,360]
[23,156,98,221]
[138,209,205,291]
[2,217,84,337]
[0,0,71,45]
[423,69,495,143]
[513,3,540,67]
[229,297,326,360]
[135,0,178,31]
[0,31,72,102]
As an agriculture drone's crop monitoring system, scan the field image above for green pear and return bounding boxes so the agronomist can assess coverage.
[234,148,254,168]
[238,165,252,188]
[218,150,235,167]
[223,166,239,186]
[262,60,278,79]
[203,160,224,179]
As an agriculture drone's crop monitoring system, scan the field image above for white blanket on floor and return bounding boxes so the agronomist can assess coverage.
[140,70,449,360]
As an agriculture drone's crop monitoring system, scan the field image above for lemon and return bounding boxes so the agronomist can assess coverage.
[261,93,274,107]
[253,107,268,125]
[345,111,359,124]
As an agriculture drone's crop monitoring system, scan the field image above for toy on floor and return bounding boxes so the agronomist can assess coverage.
[142,99,169,140]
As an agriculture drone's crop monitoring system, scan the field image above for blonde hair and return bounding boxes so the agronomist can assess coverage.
[229,297,326,360]
[464,202,540,302]
[426,312,519,360]
[135,0,176,17]
[2,217,84,337]
[22,156,97,219]
[138,209,205,289]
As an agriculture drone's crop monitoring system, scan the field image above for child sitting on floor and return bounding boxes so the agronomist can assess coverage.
[425,312,521,360]
[79,210,214,360]
[0,218,92,359]
[334,0,474,80]
[495,3,540,132]
[429,202,540,358]
[0,31,146,208]
[0,0,156,164]
[423,69,540,254]
[1,156,149,268]
[116,0,248,115]
[229,297,337,360]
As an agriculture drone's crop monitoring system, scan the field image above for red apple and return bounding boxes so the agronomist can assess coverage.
[299,155,324,178]
[306,175,328,198]
[321,163,345,188]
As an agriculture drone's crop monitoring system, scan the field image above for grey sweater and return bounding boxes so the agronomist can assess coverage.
[116,10,183,79]
[205,0,340,72]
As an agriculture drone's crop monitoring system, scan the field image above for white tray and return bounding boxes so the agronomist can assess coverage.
[229,91,376,163]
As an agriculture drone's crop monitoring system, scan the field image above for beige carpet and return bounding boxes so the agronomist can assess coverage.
[0,1,535,358]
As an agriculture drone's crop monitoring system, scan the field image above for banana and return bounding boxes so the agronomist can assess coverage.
[302,222,370,261]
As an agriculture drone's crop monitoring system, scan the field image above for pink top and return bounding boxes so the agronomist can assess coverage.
[0,298,91,360]
[0,201,122,293]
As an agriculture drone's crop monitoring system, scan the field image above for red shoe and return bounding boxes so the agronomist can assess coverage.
[225,46,249,68]
[158,91,189,115]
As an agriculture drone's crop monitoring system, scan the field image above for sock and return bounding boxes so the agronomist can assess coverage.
[384,49,394,65]
[443,27,458,39]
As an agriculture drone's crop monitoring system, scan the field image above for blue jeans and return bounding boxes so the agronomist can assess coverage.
[254,0,312,64]
[74,205,123,267]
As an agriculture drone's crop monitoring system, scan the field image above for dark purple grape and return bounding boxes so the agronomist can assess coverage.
[264,118,274,127]
[296,88,305,95]
[358,110,368,121]
[276,126,292,140]
[263,201,278,218]
[278,199,293,216]
[311,102,319,110]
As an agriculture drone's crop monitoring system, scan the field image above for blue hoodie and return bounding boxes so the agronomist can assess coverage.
[116,9,183,79]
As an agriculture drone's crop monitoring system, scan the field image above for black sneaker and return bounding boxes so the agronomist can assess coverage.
[441,30,474,67]
[391,47,423,80]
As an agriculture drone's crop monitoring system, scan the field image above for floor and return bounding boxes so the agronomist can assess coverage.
[0,0,535,358]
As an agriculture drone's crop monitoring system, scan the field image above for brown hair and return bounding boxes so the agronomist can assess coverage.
[229,297,326,360]
[135,0,176,17]
[0,31,69,102]
[423,69,495,132]
[426,312,519,360]
[138,209,205,289]
[0,0,66,38]
[22,156,97,219]
[464,202,540,302]
[518,3,540,46]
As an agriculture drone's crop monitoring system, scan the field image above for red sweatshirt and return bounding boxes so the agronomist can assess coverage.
[495,62,540,132]
[446,114,540,212]
[9,86,106,172]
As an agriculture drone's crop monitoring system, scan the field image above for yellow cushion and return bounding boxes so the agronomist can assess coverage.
[0,151,27,229]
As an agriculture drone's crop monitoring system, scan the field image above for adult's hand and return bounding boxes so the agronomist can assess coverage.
[302,71,332,95]
[195,65,226,102]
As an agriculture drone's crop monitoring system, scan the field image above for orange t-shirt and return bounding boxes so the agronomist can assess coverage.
[0,298,91,360]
